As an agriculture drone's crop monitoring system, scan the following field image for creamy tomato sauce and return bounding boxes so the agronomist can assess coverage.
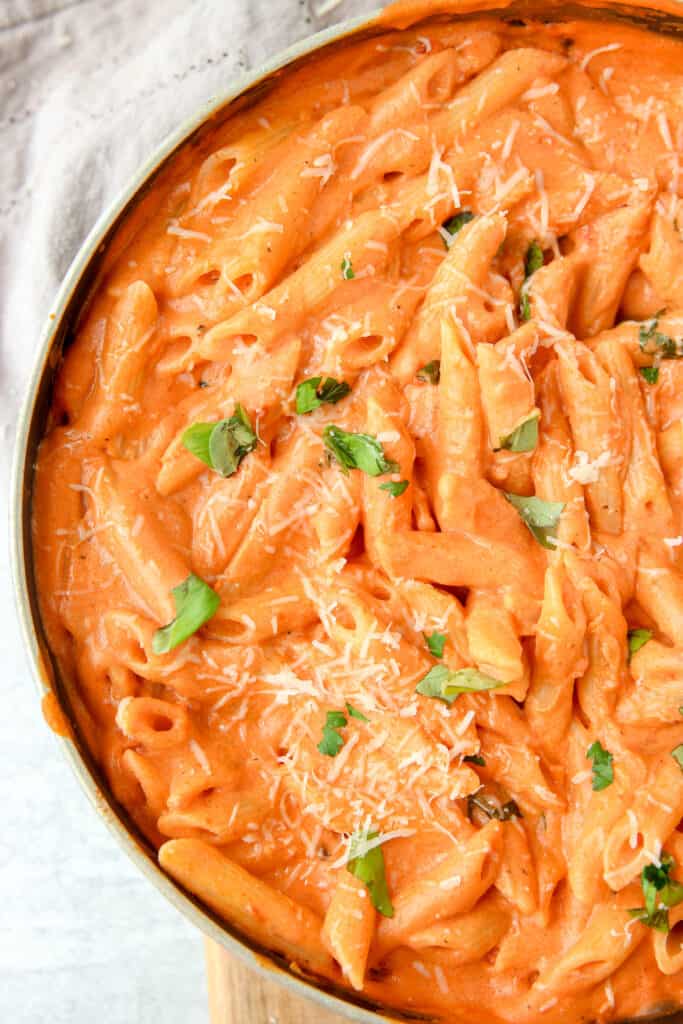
[33,10,683,1022]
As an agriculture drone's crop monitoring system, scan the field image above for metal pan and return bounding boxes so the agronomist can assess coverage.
[10,2,683,1021]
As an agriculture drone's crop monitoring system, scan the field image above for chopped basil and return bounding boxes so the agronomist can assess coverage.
[295,376,350,415]
[519,290,531,323]
[638,315,683,360]
[468,792,522,823]
[640,366,660,385]
[181,422,214,467]
[182,405,257,478]
[424,631,447,659]
[628,907,670,932]
[628,627,652,660]
[441,210,475,248]
[519,241,544,322]
[504,492,564,549]
[672,745,683,772]
[341,255,355,280]
[347,829,394,917]
[416,359,441,384]
[379,479,409,497]
[628,853,683,933]
[416,664,506,704]
[323,425,399,477]
[586,740,614,791]
[317,710,347,757]
[152,574,220,654]
[525,240,544,277]
[499,411,540,453]
[464,754,486,766]
[345,702,369,723]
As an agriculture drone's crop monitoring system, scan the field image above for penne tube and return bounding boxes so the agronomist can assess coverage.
[84,456,190,622]
[322,873,375,990]
[406,891,510,961]
[159,839,332,974]
[374,820,503,957]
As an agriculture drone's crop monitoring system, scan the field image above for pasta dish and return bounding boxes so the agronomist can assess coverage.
[32,9,683,1022]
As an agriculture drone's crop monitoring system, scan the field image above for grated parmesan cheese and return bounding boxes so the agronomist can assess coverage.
[567,449,614,485]
[579,42,622,71]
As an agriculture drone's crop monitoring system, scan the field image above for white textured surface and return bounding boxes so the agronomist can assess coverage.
[1,1,381,1020]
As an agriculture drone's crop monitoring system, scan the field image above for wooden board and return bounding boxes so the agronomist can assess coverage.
[205,939,348,1023]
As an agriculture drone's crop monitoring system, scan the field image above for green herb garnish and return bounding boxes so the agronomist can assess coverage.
[586,740,614,791]
[152,574,221,654]
[628,628,652,660]
[468,792,522,822]
[424,631,447,658]
[628,854,683,932]
[295,376,350,415]
[341,255,355,280]
[504,492,564,549]
[499,411,540,453]
[347,829,394,917]
[416,665,506,704]
[379,479,409,497]
[182,405,257,478]
[519,241,544,322]
[638,315,682,360]
[323,425,399,477]
[441,210,475,248]
[317,710,348,757]
[416,360,441,384]
[464,754,486,766]
[672,745,683,772]
[640,366,660,385]
[346,702,369,723]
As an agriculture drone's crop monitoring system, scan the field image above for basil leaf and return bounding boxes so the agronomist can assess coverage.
[424,631,447,659]
[317,710,348,757]
[463,754,486,766]
[638,316,683,360]
[519,290,531,323]
[295,376,350,415]
[468,792,522,822]
[416,360,441,384]
[180,422,214,467]
[416,664,506,704]
[341,255,355,280]
[182,405,257,478]
[504,492,564,549]
[525,240,544,277]
[323,425,399,477]
[640,366,660,385]
[630,854,683,931]
[441,210,474,248]
[499,411,539,453]
[519,241,544,322]
[379,479,409,497]
[347,830,394,917]
[628,907,670,932]
[346,702,369,723]
[586,740,614,791]
[209,405,257,477]
[672,745,683,772]
[152,574,220,654]
[628,628,652,660]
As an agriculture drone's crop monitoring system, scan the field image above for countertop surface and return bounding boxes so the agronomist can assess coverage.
[0,2,380,1021]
